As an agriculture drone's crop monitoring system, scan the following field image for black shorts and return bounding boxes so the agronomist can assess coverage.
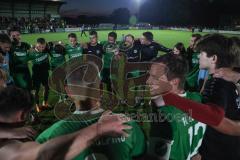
[32,71,49,89]
[101,68,111,84]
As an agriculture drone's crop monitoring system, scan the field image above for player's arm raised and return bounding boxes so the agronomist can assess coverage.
[0,112,131,160]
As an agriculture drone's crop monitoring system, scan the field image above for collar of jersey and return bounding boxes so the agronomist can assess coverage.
[178,92,186,97]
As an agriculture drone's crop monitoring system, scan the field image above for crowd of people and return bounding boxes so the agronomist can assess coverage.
[0,16,66,33]
[0,25,240,160]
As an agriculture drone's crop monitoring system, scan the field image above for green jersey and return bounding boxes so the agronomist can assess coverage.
[36,109,146,160]
[102,41,119,68]
[65,43,83,60]
[29,50,49,66]
[191,52,199,68]
[148,92,206,160]
[185,52,200,91]
[50,50,65,69]
[185,64,199,91]
[11,42,31,71]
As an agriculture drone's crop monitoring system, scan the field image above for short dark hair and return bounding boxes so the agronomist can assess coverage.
[8,26,21,34]
[68,33,77,39]
[192,34,202,41]
[108,32,117,40]
[0,86,34,117]
[143,32,153,42]
[174,42,186,55]
[195,34,233,68]
[54,44,65,55]
[89,30,98,37]
[154,54,189,89]
[125,34,134,40]
[37,38,46,44]
[0,34,11,44]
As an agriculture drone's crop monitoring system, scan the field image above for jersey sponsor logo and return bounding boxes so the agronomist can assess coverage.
[106,47,117,53]
[70,53,82,58]
[15,52,27,56]
[52,54,62,58]
[104,43,118,53]
[36,54,48,62]
[95,136,126,146]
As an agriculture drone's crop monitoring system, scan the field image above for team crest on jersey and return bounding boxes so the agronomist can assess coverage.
[36,54,48,62]
[52,54,61,58]
[134,50,138,54]
[96,50,100,54]
[71,53,82,58]
[150,46,154,49]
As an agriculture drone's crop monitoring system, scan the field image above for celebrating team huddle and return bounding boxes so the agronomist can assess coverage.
[0,26,240,160]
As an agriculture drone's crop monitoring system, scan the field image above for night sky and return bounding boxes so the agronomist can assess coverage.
[59,0,240,26]
[60,0,145,16]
